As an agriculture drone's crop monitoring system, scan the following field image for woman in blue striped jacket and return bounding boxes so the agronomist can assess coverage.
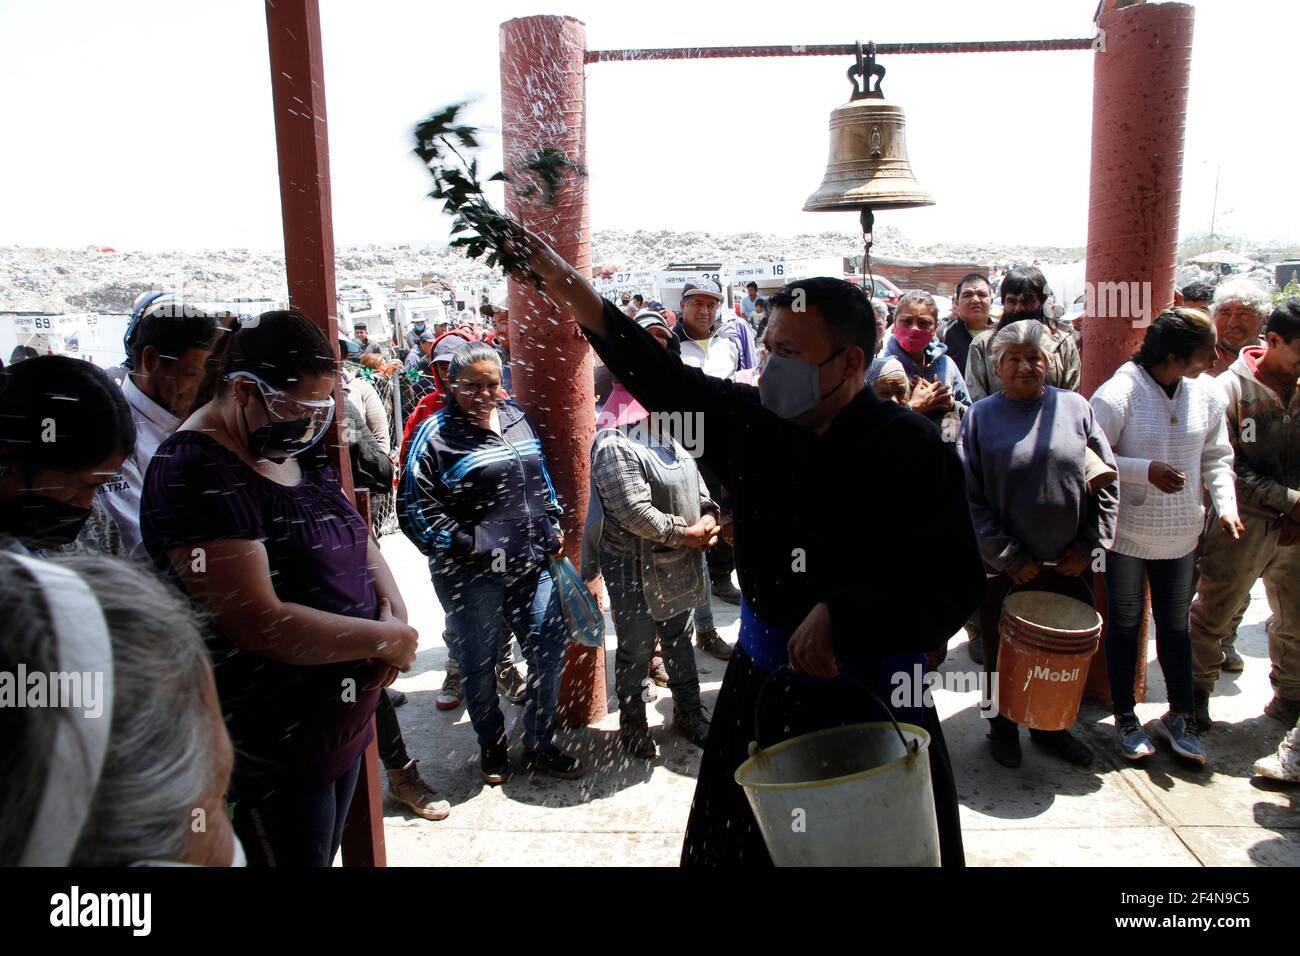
[398,342,583,784]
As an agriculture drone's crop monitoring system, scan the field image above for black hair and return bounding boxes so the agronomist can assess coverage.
[954,272,992,299]
[770,277,875,355]
[129,304,219,369]
[446,341,502,383]
[999,266,1048,304]
[1131,307,1216,370]
[187,319,236,415]
[1266,299,1300,343]
[1180,280,1216,303]
[0,356,135,470]
[746,282,758,291]
[479,304,495,319]
[754,296,768,310]
[8,346,38,365]
[632,294,644,303]
[220,310,334,391]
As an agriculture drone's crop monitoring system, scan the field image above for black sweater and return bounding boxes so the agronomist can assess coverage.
[584,299,984,663]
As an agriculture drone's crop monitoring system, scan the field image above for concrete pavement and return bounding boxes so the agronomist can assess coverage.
[377,532,1300,866]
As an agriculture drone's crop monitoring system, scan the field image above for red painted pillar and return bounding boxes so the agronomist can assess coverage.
[265,0,351,500]
[500,15,606,727]
[265,0,385,866]
[1082,1,1195,394]
[1081,1,1196,705]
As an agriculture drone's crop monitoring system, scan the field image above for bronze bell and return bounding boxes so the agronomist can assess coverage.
[804,44,934,213]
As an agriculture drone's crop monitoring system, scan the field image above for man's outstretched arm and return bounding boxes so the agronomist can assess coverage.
[510,226,756,480]
[516,227,608,339]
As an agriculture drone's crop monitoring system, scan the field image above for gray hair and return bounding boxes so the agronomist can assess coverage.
[446,341,502,383]
[990,319,1048,367]
[897,290,938,320]
[869,297,889,322]
[1209,278,1272,321]
[0,554,221,866]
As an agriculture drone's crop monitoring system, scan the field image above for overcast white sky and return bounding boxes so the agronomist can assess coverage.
[0,0,1294,252]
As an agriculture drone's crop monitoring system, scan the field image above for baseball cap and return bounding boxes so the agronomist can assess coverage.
[121,294,238,371]
[681,279,722,301]
[418,331,438,344]
[634,310,670,334]
[432,335,468,365]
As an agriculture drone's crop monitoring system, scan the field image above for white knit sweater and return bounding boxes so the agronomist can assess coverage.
[1090,362,1238,559]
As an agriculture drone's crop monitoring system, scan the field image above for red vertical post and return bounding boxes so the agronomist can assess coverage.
[500,15,606,727]
[1081,1,1196,704]
[265,0,384,865]
[264,0,352,501]
[1082,1,1195,394]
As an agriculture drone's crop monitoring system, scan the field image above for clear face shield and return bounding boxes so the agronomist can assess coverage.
[225,371,335,459]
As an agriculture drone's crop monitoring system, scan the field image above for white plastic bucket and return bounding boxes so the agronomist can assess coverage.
[734,670,940,867]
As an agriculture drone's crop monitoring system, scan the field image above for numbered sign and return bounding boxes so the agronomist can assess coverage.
[594,269,658,303]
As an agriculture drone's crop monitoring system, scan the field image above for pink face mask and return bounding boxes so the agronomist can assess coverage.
[894,325,934,354]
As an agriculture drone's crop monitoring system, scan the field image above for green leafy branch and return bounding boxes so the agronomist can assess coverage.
[516,147,586,206]
[412,103,584,288]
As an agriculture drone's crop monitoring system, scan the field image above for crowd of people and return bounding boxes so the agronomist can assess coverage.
[2,242,1298,867]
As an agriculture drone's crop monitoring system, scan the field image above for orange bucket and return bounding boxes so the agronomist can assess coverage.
[997,590,1102,731]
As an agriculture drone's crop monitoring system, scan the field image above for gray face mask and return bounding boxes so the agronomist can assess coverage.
[758,348,845,420]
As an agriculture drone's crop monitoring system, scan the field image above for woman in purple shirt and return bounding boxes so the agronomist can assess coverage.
[141,310,418,867]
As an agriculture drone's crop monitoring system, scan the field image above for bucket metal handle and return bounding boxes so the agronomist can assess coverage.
[1003,571,1097,613]
[751,664,919,757]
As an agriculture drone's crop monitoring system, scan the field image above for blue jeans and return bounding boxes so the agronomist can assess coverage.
[1104,549,1197,717]
[601,551,702,723]
[429,558,515,672]
[695,565,715,630]
[434,560,568,752]
[233,757,361,867]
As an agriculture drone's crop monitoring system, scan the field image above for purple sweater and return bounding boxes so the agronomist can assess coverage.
[141,431,380,798]
[957,387,1119,574]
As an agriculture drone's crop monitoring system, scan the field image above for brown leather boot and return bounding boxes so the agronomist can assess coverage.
[695,626,732,661]
[1265,695,1300,727]
[386,760,450,821]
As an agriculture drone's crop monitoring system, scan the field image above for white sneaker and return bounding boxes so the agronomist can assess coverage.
[1252,725,1300,783]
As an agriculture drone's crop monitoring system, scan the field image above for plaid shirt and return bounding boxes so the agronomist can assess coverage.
[591,424,716,559]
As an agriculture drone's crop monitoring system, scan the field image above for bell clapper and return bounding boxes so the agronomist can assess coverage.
[861,207,876,303]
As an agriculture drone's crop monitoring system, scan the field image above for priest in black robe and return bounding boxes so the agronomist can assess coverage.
[514,231,985,866]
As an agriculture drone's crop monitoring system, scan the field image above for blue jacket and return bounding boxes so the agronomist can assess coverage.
[868,335,971,424]
[398,398,563,570]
